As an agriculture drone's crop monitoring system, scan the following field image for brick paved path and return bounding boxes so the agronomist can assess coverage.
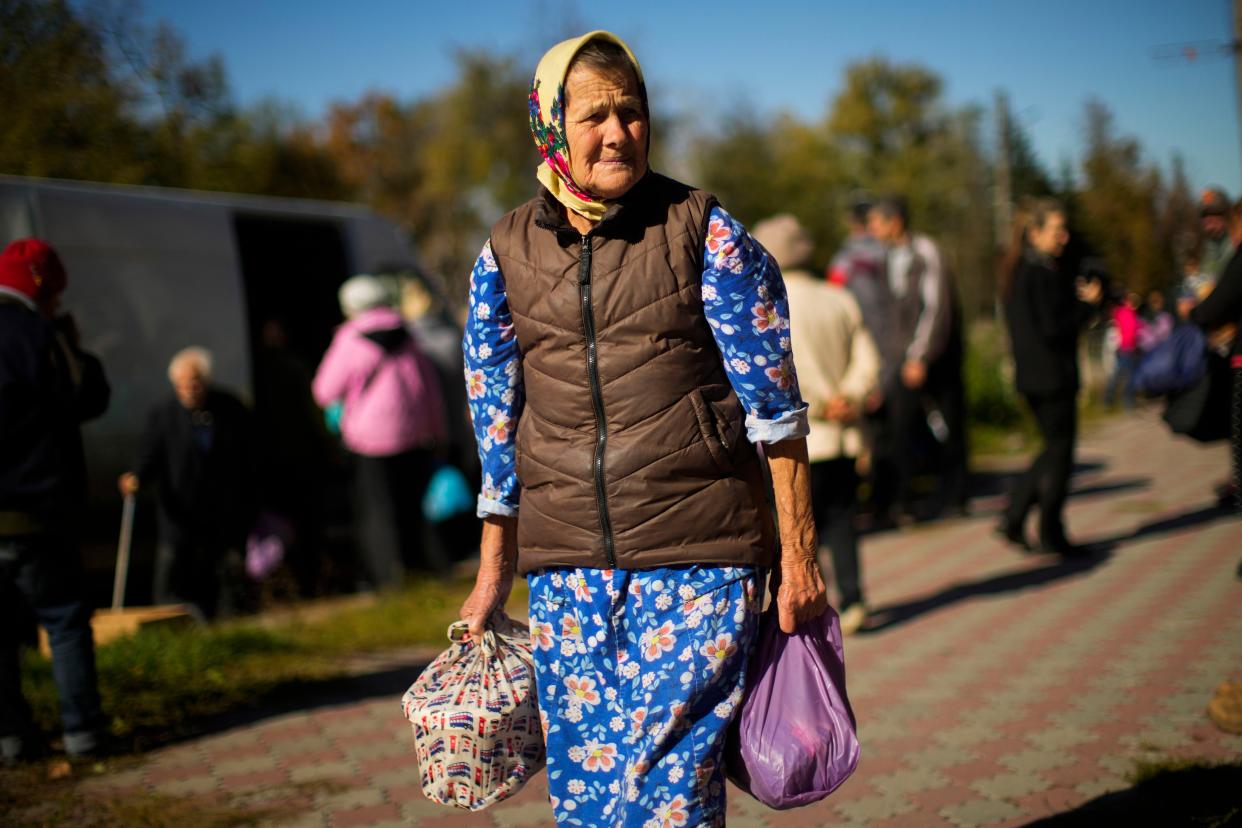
[85,412,1242,826]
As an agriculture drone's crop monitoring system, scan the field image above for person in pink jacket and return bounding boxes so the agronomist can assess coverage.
[313,275,447,586]
[1105,291,1144,411]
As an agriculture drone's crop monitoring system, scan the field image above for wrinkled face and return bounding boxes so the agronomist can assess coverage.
[563,62,648,200]
[1029,212,1069,258]
[867,210,903,244]
[171,363,208,410]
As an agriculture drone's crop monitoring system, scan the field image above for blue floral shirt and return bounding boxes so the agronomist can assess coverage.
[463,204,808,518]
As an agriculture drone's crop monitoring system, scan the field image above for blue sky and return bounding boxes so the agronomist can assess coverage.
[145,0,1238,193]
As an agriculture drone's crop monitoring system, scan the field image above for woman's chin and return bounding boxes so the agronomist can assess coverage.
[590,166,645,199]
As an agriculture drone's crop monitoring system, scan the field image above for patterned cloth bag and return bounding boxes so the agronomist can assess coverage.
[401,613,545,811]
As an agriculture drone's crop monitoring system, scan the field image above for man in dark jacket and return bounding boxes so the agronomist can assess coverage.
[119,348,255,620]
[999,203,1102,555]
[0,239,110,763]
[1191,199,1242,512]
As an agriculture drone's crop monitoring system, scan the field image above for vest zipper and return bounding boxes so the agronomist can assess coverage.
[578,234,617,568]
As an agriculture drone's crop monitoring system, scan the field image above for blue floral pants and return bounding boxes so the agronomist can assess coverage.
[527,565,763,827]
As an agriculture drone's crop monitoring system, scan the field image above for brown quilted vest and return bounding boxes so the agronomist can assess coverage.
[489,173,775,575]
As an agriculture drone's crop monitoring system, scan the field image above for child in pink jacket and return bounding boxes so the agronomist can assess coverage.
[1105,292,1144,411]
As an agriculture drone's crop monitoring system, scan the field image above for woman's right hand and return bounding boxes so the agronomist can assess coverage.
[460,516,519,636]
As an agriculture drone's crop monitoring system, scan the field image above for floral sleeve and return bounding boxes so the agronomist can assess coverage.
[701,205,810,443]
[463,240,524,517]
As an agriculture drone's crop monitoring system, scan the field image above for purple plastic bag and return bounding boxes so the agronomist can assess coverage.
[725,606,860,809]
[245,512,293,581]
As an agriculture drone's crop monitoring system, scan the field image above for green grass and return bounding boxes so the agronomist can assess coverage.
[21,575,529,745]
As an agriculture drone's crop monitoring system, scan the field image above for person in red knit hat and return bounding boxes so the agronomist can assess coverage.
[0,238,69,312]
[0,238,112,763]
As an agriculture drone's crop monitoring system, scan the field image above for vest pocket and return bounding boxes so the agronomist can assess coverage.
[688,389,736,473]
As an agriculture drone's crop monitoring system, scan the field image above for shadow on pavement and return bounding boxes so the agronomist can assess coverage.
[1024,762,1242,826]
[1089,503,1241,548]
[860,470,1151,535]
[966,460,1108,500]
[965,471,1152,507]
[132,658,431,753]
[861,499,1238,634]
[861,547,1115,634]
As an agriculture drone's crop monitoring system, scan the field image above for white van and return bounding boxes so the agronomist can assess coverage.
[0,174,422,588]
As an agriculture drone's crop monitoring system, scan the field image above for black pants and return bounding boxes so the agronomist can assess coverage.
[1004,393,1077,546]
[871,378,922,516]
[810,458,864,609]
[353,448,442,589]
[154,536,244,621]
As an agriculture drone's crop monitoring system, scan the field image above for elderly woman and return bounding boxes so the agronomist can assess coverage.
[458,32,827,825]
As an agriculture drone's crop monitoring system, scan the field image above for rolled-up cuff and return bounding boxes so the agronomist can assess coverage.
[476,496,518,519]
[745,405,810,444]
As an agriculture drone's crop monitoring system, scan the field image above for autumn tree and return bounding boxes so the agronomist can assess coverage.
[1075,99,1171,296]
[320,52,537,295]
[0,0,150,182]
[0,0,344,198]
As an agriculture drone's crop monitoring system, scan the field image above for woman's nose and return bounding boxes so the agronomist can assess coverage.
[601,112,628,146]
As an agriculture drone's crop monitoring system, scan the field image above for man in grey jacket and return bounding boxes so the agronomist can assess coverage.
[867,196,953,522]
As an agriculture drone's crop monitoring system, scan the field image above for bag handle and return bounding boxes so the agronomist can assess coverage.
[447,613,515,653]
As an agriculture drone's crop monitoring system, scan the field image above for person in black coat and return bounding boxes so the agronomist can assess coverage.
[0,239,110,762]
[119,348,256,620]
[998,200,1102,556]
[1191,201,1242,512]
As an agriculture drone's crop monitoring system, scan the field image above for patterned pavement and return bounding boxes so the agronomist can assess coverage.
[84,411,1242,826]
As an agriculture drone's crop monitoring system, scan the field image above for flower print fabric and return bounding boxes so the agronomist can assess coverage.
[463,205,808,518]
[699,206,807,443]
[462,239,525,517]
[527,565,763,827]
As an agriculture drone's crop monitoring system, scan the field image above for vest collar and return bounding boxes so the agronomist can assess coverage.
[533,171,659,240]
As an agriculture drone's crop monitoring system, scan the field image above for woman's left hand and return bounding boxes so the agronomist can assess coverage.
[763,437,830,633]
[773,552,829,634]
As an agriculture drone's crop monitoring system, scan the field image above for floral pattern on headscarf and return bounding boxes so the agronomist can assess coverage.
[528,80,597,206]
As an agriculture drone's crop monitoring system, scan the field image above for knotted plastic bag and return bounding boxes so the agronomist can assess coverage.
[401,613,545,811]
[725,606,860,809]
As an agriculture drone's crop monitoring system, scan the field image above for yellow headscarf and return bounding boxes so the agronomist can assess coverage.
[529,31,646,222]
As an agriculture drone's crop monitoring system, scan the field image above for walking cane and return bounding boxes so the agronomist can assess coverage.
[111,493,136,611]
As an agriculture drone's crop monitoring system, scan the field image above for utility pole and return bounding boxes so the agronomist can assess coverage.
[1234,0,1242,176]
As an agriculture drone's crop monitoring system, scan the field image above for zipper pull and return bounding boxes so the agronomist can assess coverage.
[578,235,592,285]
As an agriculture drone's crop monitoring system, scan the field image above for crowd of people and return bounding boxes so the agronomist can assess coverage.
[3,30,1240,791]
[0,243,477,763]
